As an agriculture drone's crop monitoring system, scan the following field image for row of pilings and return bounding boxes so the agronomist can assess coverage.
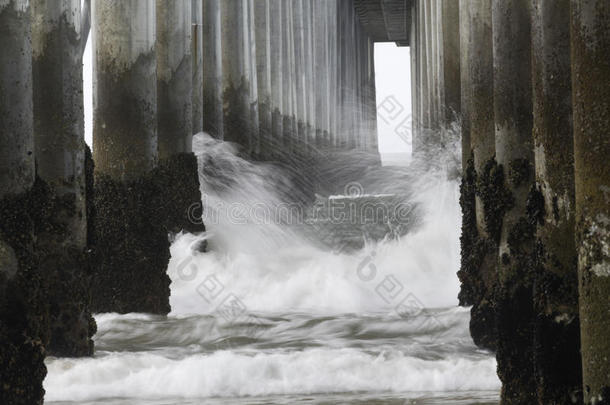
[408,0,610,403]
[0,0,379,403]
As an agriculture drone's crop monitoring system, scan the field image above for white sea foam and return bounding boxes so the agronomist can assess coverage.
[45,132,500,403]
[45,347,499,402]
[168,133,462,315]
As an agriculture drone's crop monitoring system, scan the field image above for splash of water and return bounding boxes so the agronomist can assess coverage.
[44,129,501,404]
[169,132,463,315]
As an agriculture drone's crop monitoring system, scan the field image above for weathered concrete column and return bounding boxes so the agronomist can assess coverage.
[458,0,470,168]
[336,0,347,149]
[303,0,316,148]
[254,0,272,159]
[313,0,329,149]
[327,0,338,147]
[492,0,536,402]
[156,0,204,237]
[424,0,435,136]
[530,1,582,403]
[442,0,460,127]
[0,1,34,197]
[346,4,357,150]
[246,0,260,156]
[92,0,170,314]
[156,0,192,158]
[413,0,429,152]
[430,0,442,134]
[570,1,610,403]
[354,22,364,150]
[220,0,250,149]
[470,0,496,239]
[202,0,224,139]
[356,26,367,151]
[337,0,358,150]
[192,0,203,133]
[0,2,47,403]
[268,0,283,156]
[365,36,379,155]
[31,0,95,358]
[281,0,296,153]
[456,0,498,353]
[410,1,420,146]
[291,0,307,151]
[92,1,157,178]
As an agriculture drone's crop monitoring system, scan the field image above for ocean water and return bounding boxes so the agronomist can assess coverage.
[44,133,500,404]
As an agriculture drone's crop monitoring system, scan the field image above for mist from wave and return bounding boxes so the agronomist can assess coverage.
[44,132,500,404]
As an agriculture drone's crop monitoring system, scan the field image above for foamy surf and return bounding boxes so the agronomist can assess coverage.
[45,133,500,404]
[45,347,499,401]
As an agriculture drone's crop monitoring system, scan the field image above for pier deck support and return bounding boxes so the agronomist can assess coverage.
[192,0,203,134]
[254,0,272,159]
[457,0,498,353]
[268,0,284,157]
[531,1,582,402]
[570,1,610,403]
[91,0,170,314]
[492,0,536,402]
[31,0,95,358]
[220,0,251,149]
[202,0,224,139]
[156,0,205,237]
[0,1,47,403]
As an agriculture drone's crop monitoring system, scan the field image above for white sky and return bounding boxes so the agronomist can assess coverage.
[83,38,413,156]
[374,42,412,156]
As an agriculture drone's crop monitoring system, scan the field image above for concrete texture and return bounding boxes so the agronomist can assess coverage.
[202,0,224,139]
[492,0,536,402]
[0,3,47,403]
[156,0,193,158]
[31,0,95,358]
[91,0,170,315]
[192,0,203,133]
[220,0,251,149]
[570,0,610,403]
[531,1,582,403]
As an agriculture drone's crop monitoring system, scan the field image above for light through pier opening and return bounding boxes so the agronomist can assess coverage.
[374,43,412,166]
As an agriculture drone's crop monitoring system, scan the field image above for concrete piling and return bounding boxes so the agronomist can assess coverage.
[191,0,203,134]
[313,0,329,150]
[570,1,610,403]
[202,0,224,139]
[292,0,307,150]
[156,0,205,238]
[31,0,95,358]
[492,0,536,402]
[268,0,283,156]
[458,0,470,168]
[246,0,260,156]
[303,0,316,149]
[220,0,251,149]
[254,0,272,159]
[457,0,498,352]
[531,1,582,402]
[281,0,296,153]
[0,1,47,403]
[441,0,460,128]
[327,0,338,148]
[91,0,171,314]
[156,0,192,158]
[267,0,287,157]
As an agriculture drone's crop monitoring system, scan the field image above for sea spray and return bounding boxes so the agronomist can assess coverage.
[44,131,500,404]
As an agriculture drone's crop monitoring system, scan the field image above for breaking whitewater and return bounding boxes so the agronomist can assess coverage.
[45,133,500,404]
